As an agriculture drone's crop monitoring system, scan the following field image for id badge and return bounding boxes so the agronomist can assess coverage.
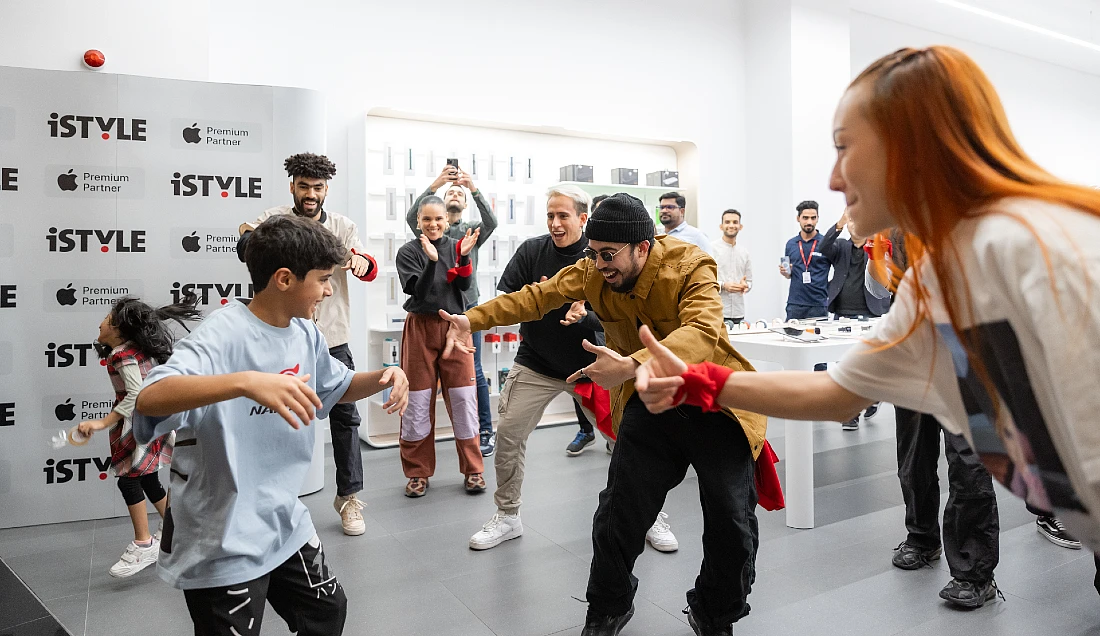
[802,271,811,284]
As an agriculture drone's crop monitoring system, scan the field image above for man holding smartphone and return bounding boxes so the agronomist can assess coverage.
[406,162,498,456]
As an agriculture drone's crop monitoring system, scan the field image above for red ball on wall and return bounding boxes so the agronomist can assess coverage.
[83,50,105,70]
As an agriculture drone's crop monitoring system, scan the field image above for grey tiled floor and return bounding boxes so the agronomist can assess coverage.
[3,405,1100,635]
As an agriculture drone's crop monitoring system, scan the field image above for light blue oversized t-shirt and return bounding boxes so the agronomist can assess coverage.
[133,302,354,590]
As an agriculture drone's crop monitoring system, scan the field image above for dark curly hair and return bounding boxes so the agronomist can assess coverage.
[95,293,203,364]
[284,153,336,180]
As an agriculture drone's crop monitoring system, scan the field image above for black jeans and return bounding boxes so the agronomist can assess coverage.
[896,407,999,583]
[586,396,758,626]
[328,344,363,497]
[184,537,346,636]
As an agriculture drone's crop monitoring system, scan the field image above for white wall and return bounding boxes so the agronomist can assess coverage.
[851,11,1100,187]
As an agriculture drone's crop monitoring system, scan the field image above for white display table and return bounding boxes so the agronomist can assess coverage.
[727,330,863,529]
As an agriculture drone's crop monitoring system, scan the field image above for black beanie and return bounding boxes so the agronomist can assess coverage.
[584,193,655,244]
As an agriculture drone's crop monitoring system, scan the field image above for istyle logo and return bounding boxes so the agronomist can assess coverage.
[46,227,146,253]
[171,281,254,306]
[0,284,14,308]
[171,118,262,152]
[170,173,261,198]
[0,401,13,427]
[45,165,145,199]
[47,113,147,141]
[44,456,112,484]
[1,167,16,191]
[42,393,114,428]
[43,279,144,312]
[44,342,100,368]
[170,227,239,259]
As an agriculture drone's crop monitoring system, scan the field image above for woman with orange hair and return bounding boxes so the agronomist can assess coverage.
[634,45,1100,609]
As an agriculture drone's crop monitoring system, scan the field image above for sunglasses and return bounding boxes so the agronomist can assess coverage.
[583,244,630,262]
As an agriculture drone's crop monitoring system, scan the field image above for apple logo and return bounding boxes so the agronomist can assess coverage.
[56,283,77,306]
[57,169,78,191]
[55,398,76,422]
[182,123,201,144]
[181,231,201,253]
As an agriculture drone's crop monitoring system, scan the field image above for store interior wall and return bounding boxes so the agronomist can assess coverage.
[2,0,1100,336]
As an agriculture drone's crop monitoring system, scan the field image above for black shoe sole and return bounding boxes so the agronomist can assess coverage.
[939,585,997,609]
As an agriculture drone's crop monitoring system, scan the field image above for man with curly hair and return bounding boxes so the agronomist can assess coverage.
[237,152,378,537]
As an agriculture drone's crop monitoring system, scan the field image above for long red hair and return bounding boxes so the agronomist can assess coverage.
[857,46,1100,360]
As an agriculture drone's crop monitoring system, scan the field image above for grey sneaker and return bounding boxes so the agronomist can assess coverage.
[939,578,1001,608]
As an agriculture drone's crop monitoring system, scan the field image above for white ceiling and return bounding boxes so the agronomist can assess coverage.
[851,0,1100,76]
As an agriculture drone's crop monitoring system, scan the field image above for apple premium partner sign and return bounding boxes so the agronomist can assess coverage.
[0,65,325,528]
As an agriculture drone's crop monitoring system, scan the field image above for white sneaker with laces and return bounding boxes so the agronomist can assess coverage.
[334,494,366,536]
[646,511,678,552]
[469,513,523,550]
[109,539,159,578]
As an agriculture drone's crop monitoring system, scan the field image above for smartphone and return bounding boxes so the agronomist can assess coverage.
[446,158,459,168]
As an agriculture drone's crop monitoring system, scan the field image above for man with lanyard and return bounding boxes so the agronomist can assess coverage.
[407,164,498,456]
[236,152,378,536]
[779,200,833,320]
[440,193,767,636]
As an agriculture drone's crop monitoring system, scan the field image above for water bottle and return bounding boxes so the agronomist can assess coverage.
[50,426,90,450]
[382,338,400,404]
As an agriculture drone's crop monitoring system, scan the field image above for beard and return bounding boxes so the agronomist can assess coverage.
[446,201,465,216]
[293,193,325,217]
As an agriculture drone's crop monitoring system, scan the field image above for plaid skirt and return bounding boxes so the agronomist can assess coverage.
[109,421,173,478]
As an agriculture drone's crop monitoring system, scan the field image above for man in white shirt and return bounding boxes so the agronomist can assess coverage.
[710,209,752,328]
[659,192,711,253]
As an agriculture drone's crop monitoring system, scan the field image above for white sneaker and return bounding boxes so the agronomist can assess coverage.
[109,540,159,578]
[469,513,523,550]
[646,511,678,552]
[334,494,366,536]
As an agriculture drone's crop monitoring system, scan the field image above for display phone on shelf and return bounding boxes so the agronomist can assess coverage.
[770,326,826,343]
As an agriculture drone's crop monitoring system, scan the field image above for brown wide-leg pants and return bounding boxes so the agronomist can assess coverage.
[399,312,484,478]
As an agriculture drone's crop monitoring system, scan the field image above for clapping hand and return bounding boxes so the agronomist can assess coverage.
[418,234,439,261]
[459,228,480,256]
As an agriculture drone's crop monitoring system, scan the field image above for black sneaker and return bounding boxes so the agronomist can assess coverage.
[685,606,733,636]
[842,416,859,431]
[566,431,596,456]
[864,402,880,419]
[479,431,496,457]
[892,541,942,570]
[939,578,1001,609]
[1036,515,1082,549]
[580,605,634,636]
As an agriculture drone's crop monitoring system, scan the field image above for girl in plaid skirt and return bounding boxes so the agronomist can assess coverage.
[78,293,201,578]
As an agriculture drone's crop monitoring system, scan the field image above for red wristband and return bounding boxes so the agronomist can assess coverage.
[673,362,734,412]
[446,242,473,283]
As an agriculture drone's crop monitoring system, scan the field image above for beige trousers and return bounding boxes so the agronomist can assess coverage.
[494,364,596,514]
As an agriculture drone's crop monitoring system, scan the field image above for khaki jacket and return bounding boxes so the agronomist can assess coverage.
[467,236,767,459]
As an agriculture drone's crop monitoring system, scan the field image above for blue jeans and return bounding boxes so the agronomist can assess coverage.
[467,302,493,434]
[785,303,827,321]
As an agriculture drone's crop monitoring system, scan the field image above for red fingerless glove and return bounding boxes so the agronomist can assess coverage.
[673,362,734,412]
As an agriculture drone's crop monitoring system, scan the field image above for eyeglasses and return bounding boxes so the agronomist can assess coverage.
[659,204,681,211]
[583,244,630,262]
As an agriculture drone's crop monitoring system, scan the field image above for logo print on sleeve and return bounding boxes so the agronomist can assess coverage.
[47,113,146,141]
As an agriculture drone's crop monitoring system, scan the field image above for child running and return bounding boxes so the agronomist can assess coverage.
[78,293,202,578]
[133,214,408,636]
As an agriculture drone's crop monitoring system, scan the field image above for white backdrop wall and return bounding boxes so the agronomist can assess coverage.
[0,65,325,528]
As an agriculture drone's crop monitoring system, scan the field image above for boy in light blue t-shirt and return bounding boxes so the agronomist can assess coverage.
[134,214,408,636]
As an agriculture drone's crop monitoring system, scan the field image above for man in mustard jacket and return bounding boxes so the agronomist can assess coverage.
[440,193,766,636]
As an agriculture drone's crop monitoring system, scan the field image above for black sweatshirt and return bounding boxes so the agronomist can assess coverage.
[498,234,604,381]
[396,236,471,315]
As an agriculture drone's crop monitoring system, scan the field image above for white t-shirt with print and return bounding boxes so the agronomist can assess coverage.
[829,198,1100,549]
